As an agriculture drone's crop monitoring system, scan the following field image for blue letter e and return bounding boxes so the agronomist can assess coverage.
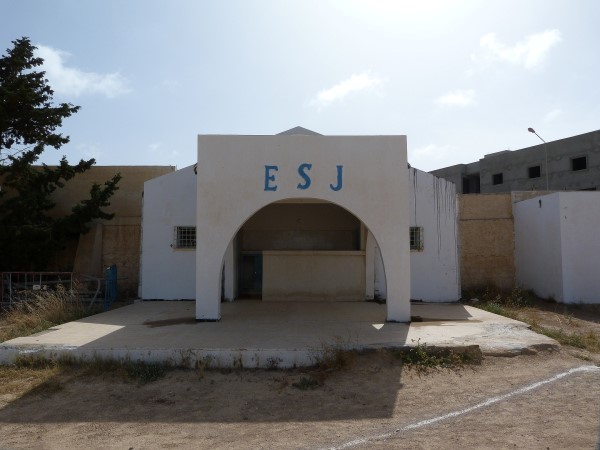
[297,163,312,190]
[264,165,278,191]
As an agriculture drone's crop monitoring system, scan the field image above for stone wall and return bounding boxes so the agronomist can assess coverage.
[41,166,175,298]
[458,194,515,291]
[102,220,142,298]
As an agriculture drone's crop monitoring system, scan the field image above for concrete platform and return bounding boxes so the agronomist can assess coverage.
[0,301,559,368]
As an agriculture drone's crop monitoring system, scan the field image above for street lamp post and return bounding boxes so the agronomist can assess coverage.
[528,127,549,191]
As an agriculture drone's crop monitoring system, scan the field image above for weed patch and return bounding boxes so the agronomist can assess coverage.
[314,346,355,372]
[292,376,321,390]
[14,354,61,370]
[79,358,169,384]
[465,286,535,309]
[394,340,480,374]
[11,354,169,385]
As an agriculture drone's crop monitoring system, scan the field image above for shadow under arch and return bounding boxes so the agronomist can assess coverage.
[216,197,389,303]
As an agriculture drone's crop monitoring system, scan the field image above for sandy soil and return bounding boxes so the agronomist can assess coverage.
[1,302,599,449]
[0,349,598,450]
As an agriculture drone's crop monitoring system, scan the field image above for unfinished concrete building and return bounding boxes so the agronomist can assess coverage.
[431,129,600,193]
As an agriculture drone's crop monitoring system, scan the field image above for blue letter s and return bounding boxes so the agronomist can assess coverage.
[297,163,312,190]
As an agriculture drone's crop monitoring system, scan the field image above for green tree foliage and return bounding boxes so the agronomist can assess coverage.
[0,37,121,271]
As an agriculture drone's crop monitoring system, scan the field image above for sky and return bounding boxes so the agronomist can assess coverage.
[3,0,600,172]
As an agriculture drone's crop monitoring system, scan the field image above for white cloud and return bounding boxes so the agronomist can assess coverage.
[311,72,384,109]
[543,108,563,122]
[35,45,130,98]
[161,79,181,91]
[77,143,103,160]
[473,30,562,69]
[434,89,475,107]
[409,143,458,171]
[148,142,162,152]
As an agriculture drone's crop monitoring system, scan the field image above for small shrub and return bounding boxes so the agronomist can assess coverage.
[292,376,321,390]
[312,339,356,373]
[195,356,213,380]
[394,339,479,374]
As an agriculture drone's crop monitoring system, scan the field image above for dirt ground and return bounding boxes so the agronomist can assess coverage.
[1,302,599,449]
[0,349,598,449]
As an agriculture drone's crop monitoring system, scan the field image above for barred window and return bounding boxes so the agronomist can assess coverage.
[174,226,196,249]
[410,226,423,251]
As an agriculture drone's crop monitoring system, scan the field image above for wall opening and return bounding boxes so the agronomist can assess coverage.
[225,200,377,302]
[461,174,481,194]
[571,156,587,171]
[528,165,541,179]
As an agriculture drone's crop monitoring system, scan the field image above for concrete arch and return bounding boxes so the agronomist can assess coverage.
[218,197,389,302]
[196,134,410,322]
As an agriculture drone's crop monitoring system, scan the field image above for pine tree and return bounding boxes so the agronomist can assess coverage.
[0,37,121,271]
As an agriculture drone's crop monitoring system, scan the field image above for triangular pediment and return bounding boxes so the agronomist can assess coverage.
[277,126,322,136]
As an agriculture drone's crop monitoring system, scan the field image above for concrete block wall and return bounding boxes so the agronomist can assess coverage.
[102,220,142,298]
[34,166,176,298]
[458,194,515,291]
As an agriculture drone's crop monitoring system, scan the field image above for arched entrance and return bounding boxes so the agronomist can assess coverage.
[195,133,411,322]
[220,199,387,303]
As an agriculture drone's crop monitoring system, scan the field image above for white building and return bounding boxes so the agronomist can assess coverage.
[140,128,460,321]
[514,192,600,304]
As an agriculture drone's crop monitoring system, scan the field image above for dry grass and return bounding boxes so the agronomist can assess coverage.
[466,287,600,354]
[0,285,98,343]
[528,321,600,352]
[0,364,60,399]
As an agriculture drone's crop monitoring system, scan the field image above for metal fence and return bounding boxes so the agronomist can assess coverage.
[0,271,103,311]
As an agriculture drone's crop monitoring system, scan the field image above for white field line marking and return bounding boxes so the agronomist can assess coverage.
[325,365,600,450]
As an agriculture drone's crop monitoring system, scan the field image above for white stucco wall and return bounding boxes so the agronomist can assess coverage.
[139,137,461,311]
[196,135,411,321]
[514,193,563,301]
[140,165,197,300]
[556,193,600,303]
[514,192,600,304]
[140,162,461,305]
[405,168,460,301]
